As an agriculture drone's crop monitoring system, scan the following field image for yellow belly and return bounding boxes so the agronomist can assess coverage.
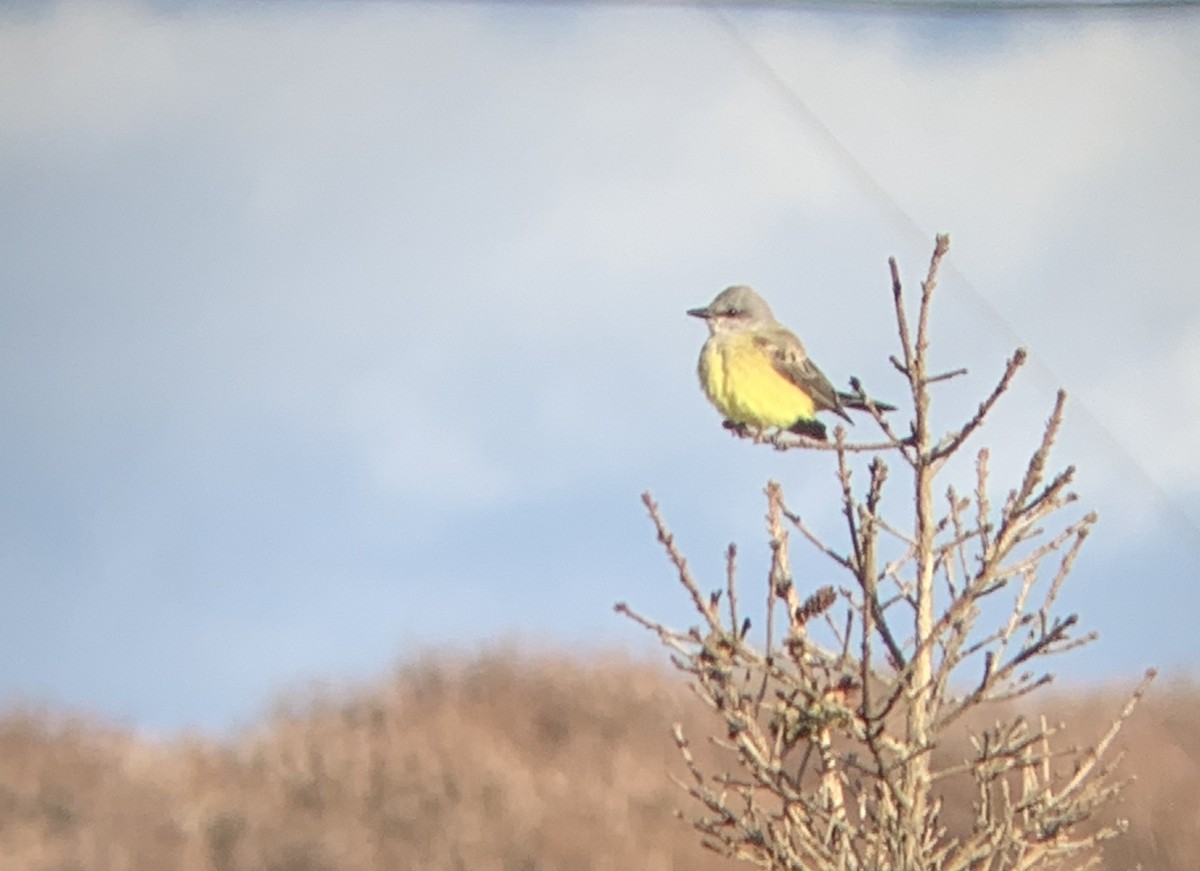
[698,335,816,428]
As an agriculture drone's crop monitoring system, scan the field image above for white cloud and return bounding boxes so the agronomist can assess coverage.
[1081,318,1200,487]
[0,3,185,146]
[720,13,1200,509]
[3,1,1196,510]
[741,17,1199,257]
[3,1,1199,728]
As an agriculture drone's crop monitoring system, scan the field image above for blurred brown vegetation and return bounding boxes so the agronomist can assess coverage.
[0,652,1195,871]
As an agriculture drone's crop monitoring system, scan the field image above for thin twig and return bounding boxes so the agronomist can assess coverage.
[642,492,722,631]
[933,348,1028,462]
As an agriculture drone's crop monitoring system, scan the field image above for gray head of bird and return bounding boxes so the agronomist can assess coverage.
[687,285,777,335]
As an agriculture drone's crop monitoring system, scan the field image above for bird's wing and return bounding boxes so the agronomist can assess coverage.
[755,328,852,423]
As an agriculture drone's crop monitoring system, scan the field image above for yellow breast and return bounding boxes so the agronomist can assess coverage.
[698,333,817,428]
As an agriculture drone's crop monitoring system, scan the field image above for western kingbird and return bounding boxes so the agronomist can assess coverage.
[688,285,889,441]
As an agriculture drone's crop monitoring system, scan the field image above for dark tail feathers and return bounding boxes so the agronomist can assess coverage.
[837,392,896,414]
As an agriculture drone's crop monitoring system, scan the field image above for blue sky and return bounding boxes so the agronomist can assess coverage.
[1,0,1198,734]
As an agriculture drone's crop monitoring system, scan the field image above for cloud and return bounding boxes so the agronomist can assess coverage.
[740,15,1199,254]
[724,12,1200,513]
[1081,317,1200,488]
[2,0,1198,729]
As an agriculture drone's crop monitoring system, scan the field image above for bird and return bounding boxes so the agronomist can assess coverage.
[687,285,891,441]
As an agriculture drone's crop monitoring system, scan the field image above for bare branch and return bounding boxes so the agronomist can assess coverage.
[1058,668,1157,801]
[890,256,915,384]
[927,366,969,384]
[627,241,1147,871]
[934,348,1028,462]
[913,233,951,390]
[726,543,740,634]
[781,504,853,571]
[641,491,722,632]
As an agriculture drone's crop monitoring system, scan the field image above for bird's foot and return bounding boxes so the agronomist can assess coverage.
[722,420,756,439]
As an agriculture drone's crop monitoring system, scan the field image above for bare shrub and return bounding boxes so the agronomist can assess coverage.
[620,236,1154,871]
[0,655,1192,871]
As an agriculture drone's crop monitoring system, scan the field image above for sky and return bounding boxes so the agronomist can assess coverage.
[1,0,1198,734]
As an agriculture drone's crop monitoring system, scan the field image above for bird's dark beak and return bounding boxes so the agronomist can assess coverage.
[687,306,710,319]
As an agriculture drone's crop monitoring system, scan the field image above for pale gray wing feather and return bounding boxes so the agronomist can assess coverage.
[754,329,852,423]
